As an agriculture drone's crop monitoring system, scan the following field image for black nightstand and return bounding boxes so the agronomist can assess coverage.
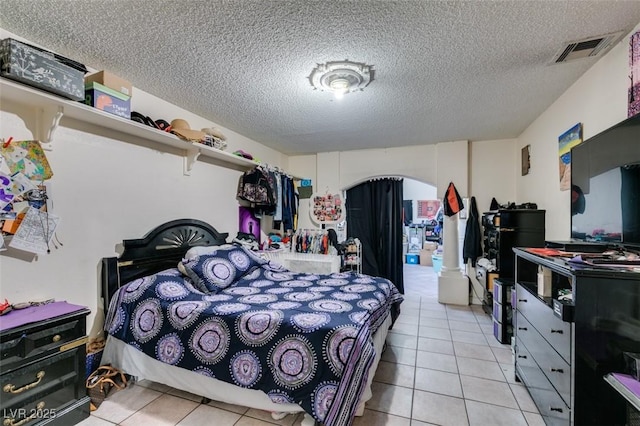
[1,303,90,426]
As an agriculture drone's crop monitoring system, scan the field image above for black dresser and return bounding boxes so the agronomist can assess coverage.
[513,248,640,425]
[1,304,90,426]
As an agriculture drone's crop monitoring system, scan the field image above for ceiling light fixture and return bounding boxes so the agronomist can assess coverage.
[308,60,374,99]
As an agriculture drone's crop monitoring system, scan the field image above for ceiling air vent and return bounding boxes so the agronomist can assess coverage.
[553,31,625,64]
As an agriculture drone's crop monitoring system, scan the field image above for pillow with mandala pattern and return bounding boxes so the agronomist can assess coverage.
[178,244,266,293]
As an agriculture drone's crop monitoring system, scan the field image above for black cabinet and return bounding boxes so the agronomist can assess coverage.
[481,209,545,314]
[1,306,90,426]
[513,248,640,425]
[482,209,545,279]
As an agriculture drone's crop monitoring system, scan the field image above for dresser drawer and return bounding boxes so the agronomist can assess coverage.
[516,349,569,426]
[515,338,554,391]
[516,315,570,406]
[515,283,571,363]
[1,347,80,410]
[1,317,86,370]
[1,380,84,426]
[527,386,570,426]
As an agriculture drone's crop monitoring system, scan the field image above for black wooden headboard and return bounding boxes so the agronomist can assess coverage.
[101,219,228,311]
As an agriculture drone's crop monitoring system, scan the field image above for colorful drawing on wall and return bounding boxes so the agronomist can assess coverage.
[558,123,583,191]
[629,30,640,117]
[310,192,344,224]
[0,140,53,181]
[239,206,260,243]
[417,200,441,220]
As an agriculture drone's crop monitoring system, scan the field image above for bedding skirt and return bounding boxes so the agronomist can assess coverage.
[102,313,391,423]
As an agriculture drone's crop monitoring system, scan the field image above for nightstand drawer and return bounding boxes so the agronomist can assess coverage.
[1,317,86,370]
[1,380,84,426]
[0,306,89,426]
[2,347,79,410]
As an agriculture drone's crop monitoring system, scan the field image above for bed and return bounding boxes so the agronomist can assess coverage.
[100,219,403,426]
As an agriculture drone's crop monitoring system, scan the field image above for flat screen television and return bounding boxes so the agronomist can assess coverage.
[570,113,640,249]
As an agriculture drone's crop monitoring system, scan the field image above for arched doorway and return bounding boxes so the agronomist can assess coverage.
[341,176,439,295]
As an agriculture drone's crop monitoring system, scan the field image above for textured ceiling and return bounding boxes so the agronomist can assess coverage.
[1,1,639,155]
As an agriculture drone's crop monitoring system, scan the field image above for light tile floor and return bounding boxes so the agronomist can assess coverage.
[80,264,543,426]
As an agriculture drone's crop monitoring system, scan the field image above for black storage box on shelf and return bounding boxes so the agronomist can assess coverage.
[0,38,88,100]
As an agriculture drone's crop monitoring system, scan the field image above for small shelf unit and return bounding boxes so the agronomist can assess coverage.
[342,238,362,274]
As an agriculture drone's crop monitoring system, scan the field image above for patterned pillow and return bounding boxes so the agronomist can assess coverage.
[178,244,266,293]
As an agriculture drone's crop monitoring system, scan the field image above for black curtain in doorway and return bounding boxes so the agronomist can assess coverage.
[346,178,404,294]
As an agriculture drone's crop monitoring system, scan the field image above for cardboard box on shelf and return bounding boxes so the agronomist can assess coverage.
[423,241,438,251]
[85,81,131,119]
[85,70,132,96]
[419,249,433,266]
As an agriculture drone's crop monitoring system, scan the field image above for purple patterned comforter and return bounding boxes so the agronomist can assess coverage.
[106,262,403,426]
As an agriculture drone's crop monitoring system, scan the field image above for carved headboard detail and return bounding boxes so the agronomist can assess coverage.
[101,219,228,311]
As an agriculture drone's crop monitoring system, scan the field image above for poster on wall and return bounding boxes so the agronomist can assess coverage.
[239,206,260,243]
[310,192,344,225]
[417,200,441,221]
[629,30,640,117]
[558,123,583,191]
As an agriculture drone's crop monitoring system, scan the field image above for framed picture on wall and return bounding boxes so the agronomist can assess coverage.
[417,200,440,220]
[521,145,530,176]
[310,192,345,224]
[558,123,583,191]
[630,30,639,117]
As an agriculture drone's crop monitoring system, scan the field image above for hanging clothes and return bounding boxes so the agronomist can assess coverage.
[463,196,483,266]
[282,175,297,232]
[274,171,283,221]
[443,181,464,216]
[292,229,330,254]
[237,167,274,208]
[289,178,300,230]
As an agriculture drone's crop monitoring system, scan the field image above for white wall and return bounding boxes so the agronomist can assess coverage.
[337,145,439,189]
[0,29,288,336]
[469,139,517,214]
[516,23,640,240]
[289,140,470,196]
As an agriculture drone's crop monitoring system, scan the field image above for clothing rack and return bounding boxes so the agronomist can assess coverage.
[256,163,304,181]
[292,228,334,255]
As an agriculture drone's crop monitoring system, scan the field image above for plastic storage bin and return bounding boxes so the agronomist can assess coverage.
[432,254,443,272]
[405,254,419,264]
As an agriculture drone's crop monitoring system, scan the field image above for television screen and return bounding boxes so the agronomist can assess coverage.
[571,114,640,248]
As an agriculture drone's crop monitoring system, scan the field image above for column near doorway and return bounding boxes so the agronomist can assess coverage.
[437,212,469,305]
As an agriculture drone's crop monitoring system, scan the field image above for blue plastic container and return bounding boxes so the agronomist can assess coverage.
[432,254,443,273]
[405,254,419,264]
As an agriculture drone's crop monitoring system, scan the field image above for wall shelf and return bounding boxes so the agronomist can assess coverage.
[0,78,260,175]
